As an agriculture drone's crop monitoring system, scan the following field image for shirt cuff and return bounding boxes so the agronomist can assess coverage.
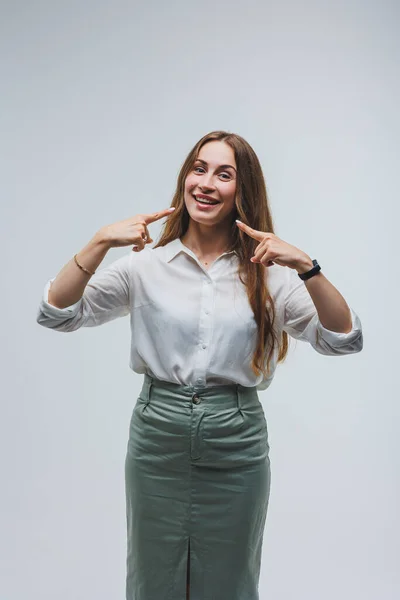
[39,278,83,318]
[317,307,362,347]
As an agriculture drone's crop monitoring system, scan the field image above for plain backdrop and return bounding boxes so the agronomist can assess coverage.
[1,1,399,599]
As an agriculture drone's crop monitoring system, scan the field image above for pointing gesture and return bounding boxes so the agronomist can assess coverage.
[235,220,312,272]
[99,207,176,252]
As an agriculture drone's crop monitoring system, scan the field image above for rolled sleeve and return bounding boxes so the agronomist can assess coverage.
[317,306,362,351]
[36,253,132,332]
[40,278,83,318]
[283,267,363,356]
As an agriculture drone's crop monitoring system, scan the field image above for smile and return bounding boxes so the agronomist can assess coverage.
[193,195,220,206]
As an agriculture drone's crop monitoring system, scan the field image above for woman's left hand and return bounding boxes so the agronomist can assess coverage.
[236,220,312,272]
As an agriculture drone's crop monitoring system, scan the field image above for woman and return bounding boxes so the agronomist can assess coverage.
[37,130,363,600]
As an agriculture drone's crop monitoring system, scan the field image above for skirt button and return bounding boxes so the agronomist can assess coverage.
[192,393,201,404]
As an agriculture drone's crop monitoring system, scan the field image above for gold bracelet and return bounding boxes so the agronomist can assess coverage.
[74,253,96,276]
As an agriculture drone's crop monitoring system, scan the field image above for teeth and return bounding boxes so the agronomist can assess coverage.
[195,196,218,205]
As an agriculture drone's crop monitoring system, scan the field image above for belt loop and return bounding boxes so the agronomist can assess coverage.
[236,384,243,413]
[144,373,153,404]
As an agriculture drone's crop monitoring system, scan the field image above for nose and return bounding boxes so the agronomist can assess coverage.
[199,171,216,190]
[199,181,215,193]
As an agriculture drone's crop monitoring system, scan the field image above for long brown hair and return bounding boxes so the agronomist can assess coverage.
[153,130,289,378]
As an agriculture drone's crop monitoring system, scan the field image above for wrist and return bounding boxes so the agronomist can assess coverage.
[93,228,113,250]
[294,255,314,274]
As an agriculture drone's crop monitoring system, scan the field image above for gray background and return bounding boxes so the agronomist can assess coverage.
[1,1,398,598]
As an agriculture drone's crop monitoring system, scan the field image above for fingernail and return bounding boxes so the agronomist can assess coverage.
[235,219,242,224]
[168,207,176,211]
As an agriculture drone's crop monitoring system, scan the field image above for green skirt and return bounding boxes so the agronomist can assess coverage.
[125,374,271,599]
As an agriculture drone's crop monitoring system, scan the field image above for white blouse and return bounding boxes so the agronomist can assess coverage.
[36,237,363,391]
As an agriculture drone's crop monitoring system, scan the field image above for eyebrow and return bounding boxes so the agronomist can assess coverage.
[195,158,237,172]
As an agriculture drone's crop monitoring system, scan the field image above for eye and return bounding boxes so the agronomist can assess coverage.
[194,166,231,180]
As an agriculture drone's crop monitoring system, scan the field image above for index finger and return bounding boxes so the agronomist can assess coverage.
[143,207,176,225]
[235,220,265,242]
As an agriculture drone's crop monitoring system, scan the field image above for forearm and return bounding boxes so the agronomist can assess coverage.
[47,231,111,309]
[295,257,353,334]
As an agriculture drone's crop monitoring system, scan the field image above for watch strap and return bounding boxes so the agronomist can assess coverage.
[298,259,321,281]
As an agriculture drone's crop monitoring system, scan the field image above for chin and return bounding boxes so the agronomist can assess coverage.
[189,213,217,224]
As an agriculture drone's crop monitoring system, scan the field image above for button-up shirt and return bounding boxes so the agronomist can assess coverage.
[36,238,363,390]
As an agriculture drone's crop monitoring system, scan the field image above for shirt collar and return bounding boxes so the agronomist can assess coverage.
[164,237,237,263]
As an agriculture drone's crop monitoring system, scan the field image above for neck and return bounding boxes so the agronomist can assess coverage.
[180,220,233,257]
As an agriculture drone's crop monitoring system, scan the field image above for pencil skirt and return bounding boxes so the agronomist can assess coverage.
[125,374,271,600]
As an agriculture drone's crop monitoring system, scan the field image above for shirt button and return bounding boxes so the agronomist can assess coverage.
[197,378,203,383]
[202,344,207,349]
[205,310,210,315]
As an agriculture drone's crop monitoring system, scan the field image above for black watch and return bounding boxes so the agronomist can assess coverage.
[298,259,321,281]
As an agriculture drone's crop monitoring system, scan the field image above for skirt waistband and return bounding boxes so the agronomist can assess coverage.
[143,373,257,394]
[141,373,260,409]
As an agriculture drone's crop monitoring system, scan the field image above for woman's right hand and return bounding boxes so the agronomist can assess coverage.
[98,207,176,251]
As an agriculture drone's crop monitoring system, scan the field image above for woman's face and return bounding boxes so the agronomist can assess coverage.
[184,141,237,226]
